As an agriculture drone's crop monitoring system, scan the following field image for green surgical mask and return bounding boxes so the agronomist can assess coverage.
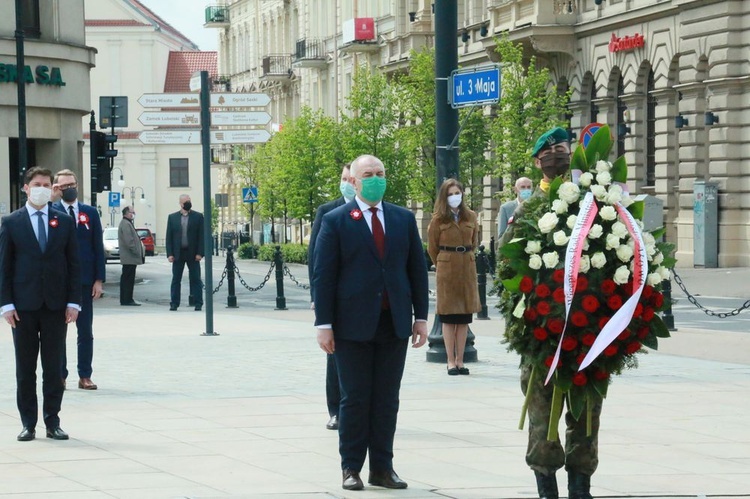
[359,176,387,203]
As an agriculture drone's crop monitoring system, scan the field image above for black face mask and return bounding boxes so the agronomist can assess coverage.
[539,151,571,178]
[61,187,78,203]
[182,201,192,211]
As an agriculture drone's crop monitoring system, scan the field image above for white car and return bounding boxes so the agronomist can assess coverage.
[102,227,119,261]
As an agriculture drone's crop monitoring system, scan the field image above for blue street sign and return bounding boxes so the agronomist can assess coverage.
[450,65,501,109]
[242,186,258,203]
[108,192,121,207]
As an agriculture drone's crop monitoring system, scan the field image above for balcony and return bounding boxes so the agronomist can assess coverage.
[293,39,328,68]
[204,6,229,28]
[261,55,293,81]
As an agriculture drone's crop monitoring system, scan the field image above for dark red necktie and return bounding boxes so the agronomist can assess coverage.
[369,207,388,309]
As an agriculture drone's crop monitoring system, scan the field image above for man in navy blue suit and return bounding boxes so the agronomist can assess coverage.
[1,167,81,441]
[52,169,105,390]
[313,154,429,491]
[308,162,354,431]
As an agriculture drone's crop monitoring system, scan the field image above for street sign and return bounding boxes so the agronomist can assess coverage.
[242,186,258,203]
[138,93,271,109]
[211,111,272,126]
[108,192,120,207]
[99,96,128,128]
[450,65,501,109]
[138,130,201,145]
[212,130,271,144]
[138,111,201,126]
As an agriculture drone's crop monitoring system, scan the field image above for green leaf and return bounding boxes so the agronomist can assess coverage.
[584,125,613,167]
[592,377,610,399]
[611,155,627,184]
[499,240,525,259]
[642,333,659,350]
[570,144,588,173]
[567,385,586,421]
[502,274,524,293]
[549,176,564,202]
[628,200,644,220]
[651,227,666,240]
[651,315,671,338]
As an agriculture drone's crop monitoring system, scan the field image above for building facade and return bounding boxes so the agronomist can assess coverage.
[0,0,95,214]
[210,0,749,267]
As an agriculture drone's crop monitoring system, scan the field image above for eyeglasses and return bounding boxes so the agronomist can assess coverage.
[58,183,78,190]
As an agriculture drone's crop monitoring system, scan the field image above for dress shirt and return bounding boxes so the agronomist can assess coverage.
[61,200,79,222]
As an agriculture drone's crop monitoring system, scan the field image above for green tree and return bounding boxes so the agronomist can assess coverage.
[490,35,571,200]
[459,106,491,211]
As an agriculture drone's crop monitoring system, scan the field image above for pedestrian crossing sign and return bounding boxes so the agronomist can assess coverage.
[242,186,258,203]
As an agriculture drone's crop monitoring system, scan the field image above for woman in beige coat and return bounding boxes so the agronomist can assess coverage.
[428,179,481,375]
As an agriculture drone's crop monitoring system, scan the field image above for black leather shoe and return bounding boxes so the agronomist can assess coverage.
[458,366,470,375]
[342,469,363,490]
[46,427,69,440]
[121,301,141,306]
[368,469,408,489]
[568,470,593,499]
[534,471,559,499]
[326,415,339,430]
[17,428,35,441]
[169,305,178,311]
[194,305,202,311]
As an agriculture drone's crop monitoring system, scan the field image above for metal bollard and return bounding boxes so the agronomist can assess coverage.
[226,245,238,308]
[274,245,287,310]
[476,245,489,320]
[213,234,219,256]
[661,275,676,331]
[488,236,496,275]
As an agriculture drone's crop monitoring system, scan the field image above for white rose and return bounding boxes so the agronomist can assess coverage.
[525,240,542,254]
[596,171,612,186]
[595,160,611,173]
[657,266,671,280]
[616,244,634,263]
[579,255,591,274]
[587,224,603,239]
[542,251,559,269]
[583,239,590,251]
[538,212,559,234]
[611,221,628,239]
[652,251,664,265]
[566,215,577,229]
[590,252,607,268]
[614,265,631,284]
[591,184,607,201]
[646,243,657,257]
[579,172,594,187]
[553,230,569,246]
[600,205,617,221]
[643,232,656,246]
[647,272,662,286]
[557,182,581,204]
[606,233,621,250]
[552,199,569,214]
[620,194,634,208]
[605,187,622,205]
[528,254,542,270]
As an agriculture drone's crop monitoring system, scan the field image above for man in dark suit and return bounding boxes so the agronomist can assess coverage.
[165,194,204,311]
[0,166,81,441]
[52,169,105,391]
[308,163,354,431]
[313,154,429,491]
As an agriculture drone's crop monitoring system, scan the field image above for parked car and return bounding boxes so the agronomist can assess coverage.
[137,228,155,256]
[102,227,119,261]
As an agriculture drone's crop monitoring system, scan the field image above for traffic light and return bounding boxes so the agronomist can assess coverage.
[90,131,118,193]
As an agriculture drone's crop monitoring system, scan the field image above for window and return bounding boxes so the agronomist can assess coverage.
[169,158,189,187]
[645,69,656,187]
[20,0,40,38]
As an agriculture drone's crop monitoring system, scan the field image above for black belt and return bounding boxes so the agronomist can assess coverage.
[439,245,473,253]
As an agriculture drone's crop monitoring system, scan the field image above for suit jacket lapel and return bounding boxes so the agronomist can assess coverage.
[46,212,61,254]
[347,202,381,261]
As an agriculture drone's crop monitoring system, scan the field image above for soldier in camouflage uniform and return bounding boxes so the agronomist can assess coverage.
[503,127,600,499]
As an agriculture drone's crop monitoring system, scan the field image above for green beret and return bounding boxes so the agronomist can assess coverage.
[531,127,569,157]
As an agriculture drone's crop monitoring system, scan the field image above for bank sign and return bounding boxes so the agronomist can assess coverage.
[0,63,66,86]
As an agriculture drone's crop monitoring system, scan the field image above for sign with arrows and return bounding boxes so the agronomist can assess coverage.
[138,93,271,109]
[138,130,201,144]
[211,111,271,126]
[212,130,271,144]
[138,111,272,127]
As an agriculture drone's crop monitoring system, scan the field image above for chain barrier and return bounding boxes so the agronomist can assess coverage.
[199,268,227,295]
[283,264,310,290]
[234,260,276,292]
[672,268,750,318]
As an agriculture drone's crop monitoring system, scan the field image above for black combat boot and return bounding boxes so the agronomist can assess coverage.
[567,470,593,499]
[534,471,559,499]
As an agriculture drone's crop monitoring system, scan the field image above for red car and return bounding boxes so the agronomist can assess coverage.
[136,228,155,256]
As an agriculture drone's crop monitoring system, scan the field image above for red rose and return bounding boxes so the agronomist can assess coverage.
[642,307,655,322]
[552,288,566,303]
[622,280,634,296]
[643,285,654,299]
[594,369,609,381]
[600,279,617,295]
[571,311,588,327]
[536,301,551,316]
[535,284,551,298]
[604,345,618,357]
[544,355,562,368]
[617,329,631,341]
[520,276,534,294]
[547,318,564,334]
[561,337,578,351]
[582,295,600,313]
[577,353,586,365]
[553,269,564,283]
[577,275,589,292]
[637,326,649,339]
[634,303,643,318]
[582,333,596,346]
[533,327,548,340]
[652,292,664,308]
[625,341,642,354]
[572,372,588,386]
[598,317,609,329]
[607,295,623,310]
[524,308,538,322]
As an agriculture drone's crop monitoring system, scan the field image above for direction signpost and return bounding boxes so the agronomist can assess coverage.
[137,93,271,109]
[138,130,201,145]
[138,111,271,127]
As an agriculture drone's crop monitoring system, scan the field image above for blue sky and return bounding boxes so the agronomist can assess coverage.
[139,0,220,51]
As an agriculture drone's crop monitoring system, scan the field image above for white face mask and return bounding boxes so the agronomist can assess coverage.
[29,186,52,206]
[447,193,462,208]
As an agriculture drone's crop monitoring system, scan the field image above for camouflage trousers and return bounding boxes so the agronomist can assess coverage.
[520,363,602,476]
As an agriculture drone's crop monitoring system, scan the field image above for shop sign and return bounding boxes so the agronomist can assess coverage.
[608,33,645,53]
[0,63,66,86]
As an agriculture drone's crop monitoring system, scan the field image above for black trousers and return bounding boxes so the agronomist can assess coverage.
[170,255,203,307]
[326,353,340,417]
[120,264,137,304]
[62,283,94,379]
[13,306,66,430]
[333,310,408,472]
